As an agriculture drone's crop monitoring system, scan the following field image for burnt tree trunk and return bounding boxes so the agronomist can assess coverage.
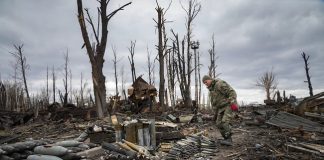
[10,45,31,110]
[156,6,165,109]
[155,1,170,110]
[0,82,6,110]
[197,51,202,107]
[301,52,313,96]
[80,72,85,107]
[46,66,49,105]
[52,65,56,103]
[166,45,176,109]
[112,46,119,96]
[173,0,201,108]
[147,48,154,85]
[208,34,219,78]
[128,41,137,84]
[77,0,131,118]
[62,51,69,106]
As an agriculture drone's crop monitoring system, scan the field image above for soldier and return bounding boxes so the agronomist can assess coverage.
[202,75,238,146]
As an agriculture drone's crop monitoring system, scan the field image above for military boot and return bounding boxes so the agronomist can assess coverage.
[219,137,232,146]
[219,132,233,146]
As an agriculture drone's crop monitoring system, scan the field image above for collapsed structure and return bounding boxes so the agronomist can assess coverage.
[127,77,157,113]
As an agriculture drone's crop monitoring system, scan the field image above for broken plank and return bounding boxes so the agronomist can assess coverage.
[299,142,324,153]
[286,143,321,155]
[155,121,177,128]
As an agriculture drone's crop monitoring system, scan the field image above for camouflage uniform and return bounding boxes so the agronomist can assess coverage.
[208,79,237,140]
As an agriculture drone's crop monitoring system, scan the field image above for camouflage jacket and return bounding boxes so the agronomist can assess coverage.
[208,79,237,110]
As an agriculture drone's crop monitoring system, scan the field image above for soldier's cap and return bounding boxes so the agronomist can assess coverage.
[202,75,212,82]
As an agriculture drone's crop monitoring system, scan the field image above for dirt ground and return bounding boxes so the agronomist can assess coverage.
[4,109,322,160]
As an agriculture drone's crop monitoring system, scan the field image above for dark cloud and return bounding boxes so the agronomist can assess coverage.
[0,0,323,103]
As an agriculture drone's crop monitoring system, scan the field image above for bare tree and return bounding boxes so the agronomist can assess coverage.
[172,0,201,108]
[112,46,122,95]
[62,50,69,106]
[46,66,49,105]
[10,44,31,109]
[52,65,56,103]
[128,41,137,84]
[69,69,73,103]
[197,50,202,107]
[0,80,6,110]
[166,43,176,109]
[77,0,131,118]
[120,65,126,100]
[2,81,25,112]
[301,52,313,96]
[154,1,170,109]
[256,69,278,101]
[146,47,155,85]
[11,62,19,110]
[6,62,19,111]
[208,34,219,78]
[80,72,85,107]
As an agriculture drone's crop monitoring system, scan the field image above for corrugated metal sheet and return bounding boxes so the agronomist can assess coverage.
[266,111,324,133]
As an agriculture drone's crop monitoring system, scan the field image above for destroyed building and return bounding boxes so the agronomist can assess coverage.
[127,77,157,113]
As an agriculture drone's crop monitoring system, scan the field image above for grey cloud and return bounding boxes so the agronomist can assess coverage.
[0,0,323,102]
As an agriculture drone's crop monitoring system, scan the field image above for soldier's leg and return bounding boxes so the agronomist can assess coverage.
[218,107,234,146]
[221,106,233,139]
[215,109,226,138]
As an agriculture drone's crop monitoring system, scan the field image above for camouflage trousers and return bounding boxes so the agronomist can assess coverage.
[215,105,233,139]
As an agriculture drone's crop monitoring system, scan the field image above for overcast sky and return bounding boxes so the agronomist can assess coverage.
[0,0,323,104]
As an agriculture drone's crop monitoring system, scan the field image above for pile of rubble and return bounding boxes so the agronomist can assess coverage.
[1,91,324,159]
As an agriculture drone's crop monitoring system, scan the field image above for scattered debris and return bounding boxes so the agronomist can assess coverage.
[266,111,324,133]
[127,77,157,113]
[2,91,324,159]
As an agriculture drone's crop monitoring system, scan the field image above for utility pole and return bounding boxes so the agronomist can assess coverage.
[191,40,200,106]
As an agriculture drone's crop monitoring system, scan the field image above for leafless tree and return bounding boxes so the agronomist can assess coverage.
[301,52,313,96]
[77,0,131,118]
[46,66,50,105]
[80,72,85,107]
[10,44,31,109]
[166,43,176,109]
[52,65,56,103]
[208,34,219,78]
[128,41,137,84]
[5,63,19,111]
[69,69,73,103]
[0,80,6,110]
[154,1,170,109]
[2,81,25,112]
[120,65,126,100]
[256,69,278,101]
[62,50,69,106]
[172,33,188,107]
[11,62,19,110]
[146,47,155,85]
[172,0,201,108]
[112,46,122,96]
